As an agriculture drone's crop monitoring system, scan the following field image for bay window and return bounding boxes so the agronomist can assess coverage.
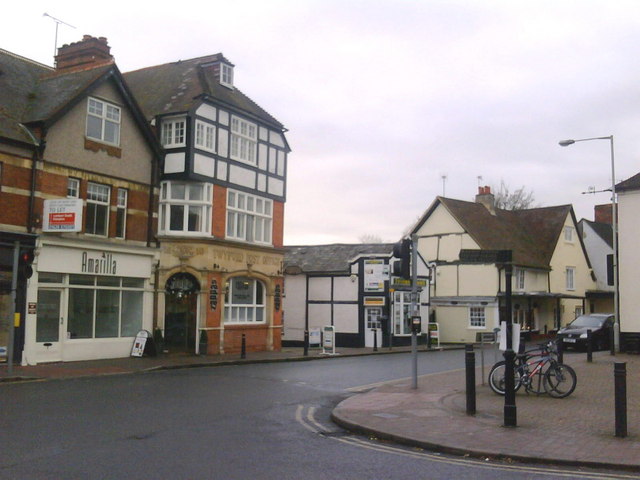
[195,120,216,152]
[159,181,212,235]
[161,117,186,148]
[230,116,256,164]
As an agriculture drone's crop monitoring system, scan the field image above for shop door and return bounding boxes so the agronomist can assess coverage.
[164,293,198,352]
[364,307,383,348]
[35,289,63,362]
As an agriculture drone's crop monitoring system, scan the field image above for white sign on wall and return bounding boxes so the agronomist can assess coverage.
[364,259,389,292]
[43,199,83,232]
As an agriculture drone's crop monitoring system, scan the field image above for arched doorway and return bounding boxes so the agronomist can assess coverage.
[164,272,200,353]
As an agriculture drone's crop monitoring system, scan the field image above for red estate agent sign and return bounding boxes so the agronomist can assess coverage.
[43,199,83,232]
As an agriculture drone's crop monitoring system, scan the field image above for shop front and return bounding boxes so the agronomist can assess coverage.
[158,241,284,355]
[21,237,158,365]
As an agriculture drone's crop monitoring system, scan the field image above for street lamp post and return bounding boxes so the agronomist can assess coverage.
[559,135,619,352]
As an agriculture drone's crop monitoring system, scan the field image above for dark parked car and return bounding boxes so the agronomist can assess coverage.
[557,313,614,351]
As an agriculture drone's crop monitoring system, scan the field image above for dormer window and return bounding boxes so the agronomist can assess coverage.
[221,63,234,88]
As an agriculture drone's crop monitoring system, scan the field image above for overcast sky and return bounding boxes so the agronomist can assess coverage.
[4,1,640,245]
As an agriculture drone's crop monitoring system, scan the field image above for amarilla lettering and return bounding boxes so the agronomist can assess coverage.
[81,252,117,275]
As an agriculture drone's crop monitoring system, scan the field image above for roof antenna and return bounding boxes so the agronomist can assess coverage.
[43,13,76,60]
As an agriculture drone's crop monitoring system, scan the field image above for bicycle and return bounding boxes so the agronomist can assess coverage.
[488,341,577,398]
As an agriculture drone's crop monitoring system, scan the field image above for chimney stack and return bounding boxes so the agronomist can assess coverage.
[55,35,113,72]
[594,204,615,224]
[475,185,496,215]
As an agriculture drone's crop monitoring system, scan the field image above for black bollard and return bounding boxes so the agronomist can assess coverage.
[303,329,309,357]
[614,362,627,438]
[586,329,593,362]
[241,333,246,359]
[557,338,564,364]
[610,324,615,356]
[465,344,476,415]
[373,329,378,352]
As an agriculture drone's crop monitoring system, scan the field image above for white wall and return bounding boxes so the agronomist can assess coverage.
[618,189,640,333]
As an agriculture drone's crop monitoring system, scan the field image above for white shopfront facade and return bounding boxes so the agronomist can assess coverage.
[21,237,158,365]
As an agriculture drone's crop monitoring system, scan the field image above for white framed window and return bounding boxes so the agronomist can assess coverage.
[86,97,120,145]
[224,277,265,323]
[221,63,234,88]
[195,120,216,152]
[515,268,525,290]
[159,181,212,235]
[226,190,272,244]
[566,266,576,291]
[85,182,110,236]
[564,226,574,242]
[115,188,127,239]
[469,307,486,328]
[161,117,186,148]
[230,116,257,164]
[67,178,80,198]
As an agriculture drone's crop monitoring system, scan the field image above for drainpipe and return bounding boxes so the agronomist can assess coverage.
[18,124,43,233]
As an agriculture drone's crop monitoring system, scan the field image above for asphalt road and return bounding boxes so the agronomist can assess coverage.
[0,350,633,479]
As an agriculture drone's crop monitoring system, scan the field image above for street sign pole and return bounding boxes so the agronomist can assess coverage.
[411,234,419,389]
[502,253,517,427]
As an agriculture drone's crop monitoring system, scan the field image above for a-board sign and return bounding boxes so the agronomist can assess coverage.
[131,330,150,357]
[309,328,321,346]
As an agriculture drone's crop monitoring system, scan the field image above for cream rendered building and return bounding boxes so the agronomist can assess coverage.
[412,188,595,344]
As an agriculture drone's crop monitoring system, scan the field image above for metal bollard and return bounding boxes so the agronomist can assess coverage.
[373,329,378,352]
[614,362,627,438]
[465,344,476,415]
[303,329,309,357]
[610,324,615,356]
[586,329,593,362]
[241,333,246,359]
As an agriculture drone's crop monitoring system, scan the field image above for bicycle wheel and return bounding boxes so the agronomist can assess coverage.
[544,363,577,398]
[488,361,522,395]
[524,367,546,395]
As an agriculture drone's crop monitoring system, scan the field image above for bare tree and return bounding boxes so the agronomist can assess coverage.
[493,180,538,210]
[359,234,384,243]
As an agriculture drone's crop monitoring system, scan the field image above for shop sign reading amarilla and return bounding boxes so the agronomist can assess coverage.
[43,199,83,232]
[81,251,117,275]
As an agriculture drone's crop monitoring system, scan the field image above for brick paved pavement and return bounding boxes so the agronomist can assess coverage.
[333,350,640,470]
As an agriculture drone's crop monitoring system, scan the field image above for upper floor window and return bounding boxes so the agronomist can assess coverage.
[195,120,216,152]
[226,190,272,244]
[115,188,128,239]
[515,268,525,290]
[566,266,576,291]
[159,181,212,235]
[67,178,80,198]
[85,182,110,236]
[86,98,120,145]
[230,116,257,164]
[161,117,186,148]
[564,226,574,242]
[221,63,234,88]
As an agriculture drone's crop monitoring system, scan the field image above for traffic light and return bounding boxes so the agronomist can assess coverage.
[19,249,34,279]
[392,238,411,279]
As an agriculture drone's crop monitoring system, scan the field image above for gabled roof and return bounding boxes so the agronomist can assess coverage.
[0,48,159,154]
[285,243,394,274]
[123,54,285,130]
[414,197,575,269]
[579,219,613,249]
[617,172,640,192]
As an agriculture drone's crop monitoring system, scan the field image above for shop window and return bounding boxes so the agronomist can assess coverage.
[66,275,145,339]
[85,182,110,236]
[224,277,265,324]
[393,291,419,336]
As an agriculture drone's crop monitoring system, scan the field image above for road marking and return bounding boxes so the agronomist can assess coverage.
[295,404,640,480]
[345,367,466,392]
